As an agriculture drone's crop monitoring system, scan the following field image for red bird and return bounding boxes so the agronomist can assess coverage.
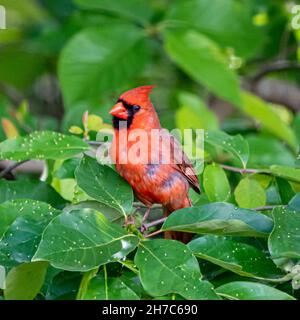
[109,86,200,243]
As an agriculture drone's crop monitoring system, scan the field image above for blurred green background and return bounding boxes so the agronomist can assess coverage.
[0,0,300,169]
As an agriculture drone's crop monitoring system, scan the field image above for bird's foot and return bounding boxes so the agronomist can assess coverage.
[140,207,151,233]
[140,223,148,233]
[142,207,151,224]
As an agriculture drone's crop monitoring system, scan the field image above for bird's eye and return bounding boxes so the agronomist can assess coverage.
[133,105,141,112]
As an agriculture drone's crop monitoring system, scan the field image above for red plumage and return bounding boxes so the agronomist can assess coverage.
[110,86,200,243]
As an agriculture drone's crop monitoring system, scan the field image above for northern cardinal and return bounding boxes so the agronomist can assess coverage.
[109,86,200,243]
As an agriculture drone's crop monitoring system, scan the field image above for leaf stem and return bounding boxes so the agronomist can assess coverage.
[144,229,165,238]
[103,264,108,300]
[143,217,166,230]
[76,267,98,300]
[133,203,162,209]
[118,260,139,275]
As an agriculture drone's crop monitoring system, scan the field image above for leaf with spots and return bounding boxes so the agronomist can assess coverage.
[234,178,266,209]
[32,209,139,272]
[205,131,249,168]
[81,272,140,300]
[269,165,300,184]
[64,201,124,225]
[203,164,231,202]
[162,203,273,237]
[75,155,133,215]
[188,235,283,280]
[216,281,295,300]
[0,179,66,208]
[0,131,90,161]
[134,239,219,300]
[4,261,48,300]
[0,200,61,269]
[268,207,300,259]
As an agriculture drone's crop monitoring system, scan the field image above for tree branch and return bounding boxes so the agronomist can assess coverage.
[220,164,260,174]
[143,217,166,230]
[84,140,103,146]
[252,60,300,83]
[144,229,164,238]
[0,160,29,179]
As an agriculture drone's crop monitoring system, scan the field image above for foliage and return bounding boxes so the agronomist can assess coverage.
[0,0,300,300]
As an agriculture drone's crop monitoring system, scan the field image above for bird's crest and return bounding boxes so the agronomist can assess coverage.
[120,85,156,106]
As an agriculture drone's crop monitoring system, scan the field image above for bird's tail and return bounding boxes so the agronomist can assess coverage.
[163,200,193,244]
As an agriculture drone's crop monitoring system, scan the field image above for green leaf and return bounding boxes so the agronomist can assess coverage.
[234,178,266,209]
[188,235,283,280]
[268,207,300,259]
[81,273,140,300]
[0,200,61,268]
[32,209,139,271]
[74,0,153,25]
[54,158,81,179]
[45,271,82,300]
[65,201,124,224]
[269,165,300,184]
[69,126,83,135]
[205,130,249,168]
[216,281,295,300]
[75,155,133,215]
[59,24,148,111]
[288,193,300,211]
[0,131,90,161]
[0,179,66,208]
[164,29,241,107]
[276,178,295,205]
[4,262,48,300]
[292,112,300,144]
[203,164,231,202]
[134,239,219,300]
[166,0,264,58]
[246,135,295,168]
[176,91,218,131]
[241,92,297,150]
[162,203,273,237]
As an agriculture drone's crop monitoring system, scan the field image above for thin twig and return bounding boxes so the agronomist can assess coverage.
[0,160,29,178]
[252,60,300,83]
[220,164,260,174]
[84,140,103,146]
[144,229,164,238]
[133,203,162,209]
[143,217,166,230]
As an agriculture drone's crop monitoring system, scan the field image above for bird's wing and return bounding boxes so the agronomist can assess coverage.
[159,130,201,194]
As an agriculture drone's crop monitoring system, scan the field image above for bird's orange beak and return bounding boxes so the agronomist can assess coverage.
[109,102,128,120]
